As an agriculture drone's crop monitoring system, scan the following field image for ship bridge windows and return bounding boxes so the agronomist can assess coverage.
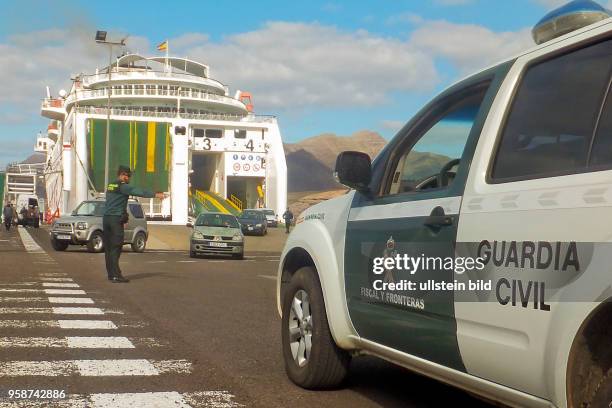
[169,86,179,96]
[234,129,247,139]
[146,85,156,95]
[206,129,223,138]
[134,85,144,95]
[193,128,224,139]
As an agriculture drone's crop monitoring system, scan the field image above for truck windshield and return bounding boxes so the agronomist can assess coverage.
[73,202,105,216]
[196,213,239,228]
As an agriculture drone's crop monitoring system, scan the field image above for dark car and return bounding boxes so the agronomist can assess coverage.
[238,209,267,236]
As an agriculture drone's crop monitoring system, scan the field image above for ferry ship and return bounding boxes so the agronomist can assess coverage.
[40,54,287,224]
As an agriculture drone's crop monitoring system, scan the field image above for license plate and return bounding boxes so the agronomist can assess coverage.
[209,242,227,247]
[56,235,71,240]
[248,226,253,230]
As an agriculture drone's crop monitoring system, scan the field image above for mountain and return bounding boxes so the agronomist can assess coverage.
[285,131,387,192]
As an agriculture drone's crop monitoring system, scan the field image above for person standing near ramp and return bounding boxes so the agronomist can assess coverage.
[3,203,13,231]
[104,166,165,283]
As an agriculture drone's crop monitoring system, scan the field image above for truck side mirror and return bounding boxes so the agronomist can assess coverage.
[334,151,372,192]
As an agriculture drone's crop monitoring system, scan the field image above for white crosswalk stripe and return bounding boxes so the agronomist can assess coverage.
[0,320,118,329]
[0,359,191,376]
[0,336,135,348]
[48,297,95,304]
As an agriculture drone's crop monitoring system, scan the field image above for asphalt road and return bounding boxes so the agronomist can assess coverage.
[0,225,494,408]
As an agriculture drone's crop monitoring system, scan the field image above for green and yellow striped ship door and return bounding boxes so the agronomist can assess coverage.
[87,119,172,194]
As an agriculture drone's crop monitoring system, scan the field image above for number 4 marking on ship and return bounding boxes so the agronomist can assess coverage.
[246,140,254,151]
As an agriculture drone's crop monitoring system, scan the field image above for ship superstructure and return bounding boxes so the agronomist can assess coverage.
[41,54,287,224]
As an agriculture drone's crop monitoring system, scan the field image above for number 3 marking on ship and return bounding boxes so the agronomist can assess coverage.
[203,138,211,150]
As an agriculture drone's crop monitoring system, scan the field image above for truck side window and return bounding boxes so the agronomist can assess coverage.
[386,89,488,195]
[129,204,144,219]
[491,39,612,181]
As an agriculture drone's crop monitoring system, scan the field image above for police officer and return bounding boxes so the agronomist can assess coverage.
[103,166,165,283]
[282,208,294,234]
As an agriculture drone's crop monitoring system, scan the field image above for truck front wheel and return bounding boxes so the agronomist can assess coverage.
[281,266,350,389]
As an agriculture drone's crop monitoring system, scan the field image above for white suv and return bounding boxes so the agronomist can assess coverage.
[277,9,612,408]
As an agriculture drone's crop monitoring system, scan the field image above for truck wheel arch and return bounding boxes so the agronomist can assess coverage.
[566,300,612,407]
[279,245,357,350]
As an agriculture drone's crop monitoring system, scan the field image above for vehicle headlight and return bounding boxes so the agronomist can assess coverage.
[192,231,204,240]
[256,223,263,227]
[76,222,88,230]
[232,233,243,241]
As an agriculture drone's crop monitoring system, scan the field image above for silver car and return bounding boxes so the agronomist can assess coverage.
[50,198,148,253]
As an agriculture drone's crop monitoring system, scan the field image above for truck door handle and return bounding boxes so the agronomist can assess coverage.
[424,206,453,228]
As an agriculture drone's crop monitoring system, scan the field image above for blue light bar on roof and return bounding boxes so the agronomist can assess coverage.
[532,0,612,44]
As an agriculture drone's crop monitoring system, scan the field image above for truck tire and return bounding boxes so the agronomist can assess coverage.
[51,238,68,251]
[86,231,104,253]
[588,368,612,407]
[281,266,350,389]
[131,232,146,253]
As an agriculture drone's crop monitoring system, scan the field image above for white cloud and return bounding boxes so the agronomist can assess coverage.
[180,22,439,109]
[409,20,533,74]
[381,120,405,133]
[0,19,532,125]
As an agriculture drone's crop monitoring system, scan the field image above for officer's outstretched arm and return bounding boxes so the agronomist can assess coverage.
[119,184,156,198]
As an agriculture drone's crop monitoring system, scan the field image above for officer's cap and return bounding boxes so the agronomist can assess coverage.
[118,165,132,176]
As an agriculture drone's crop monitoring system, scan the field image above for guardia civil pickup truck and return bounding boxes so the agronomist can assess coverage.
[277,2,612,407]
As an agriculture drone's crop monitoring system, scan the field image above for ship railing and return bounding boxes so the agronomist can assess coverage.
[74,106,276,123]
[81,70,226,90]
[64,86,244,109]
[6,163,46,174]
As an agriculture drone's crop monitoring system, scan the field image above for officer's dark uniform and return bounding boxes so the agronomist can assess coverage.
[104,168,155,281]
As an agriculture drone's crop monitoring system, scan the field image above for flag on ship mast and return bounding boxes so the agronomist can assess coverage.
[156,40,170,72]
[156,40,168,51]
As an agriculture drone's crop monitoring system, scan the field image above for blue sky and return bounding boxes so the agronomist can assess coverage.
[0,0,578,167]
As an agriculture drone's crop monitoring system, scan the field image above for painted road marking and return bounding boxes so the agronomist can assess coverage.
[42,283,80,288]
[58,320,117,330]
[0,391,241,408]
[40,278,74,282]
[0,359,192,376]
[258,275,277,281]
[177,261,197,263]
[0,320,117,329]
[48,297,95,304]
[39,273,69,277]
[0,337,134,349]
[0,307,104,315]
[146,261,168,264]
[17,226,44,253]
[52,307,105,315]
[0,297,48,303]
[45,289,87,295]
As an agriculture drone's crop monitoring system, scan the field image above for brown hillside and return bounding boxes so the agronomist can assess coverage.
[285,130,387,192]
